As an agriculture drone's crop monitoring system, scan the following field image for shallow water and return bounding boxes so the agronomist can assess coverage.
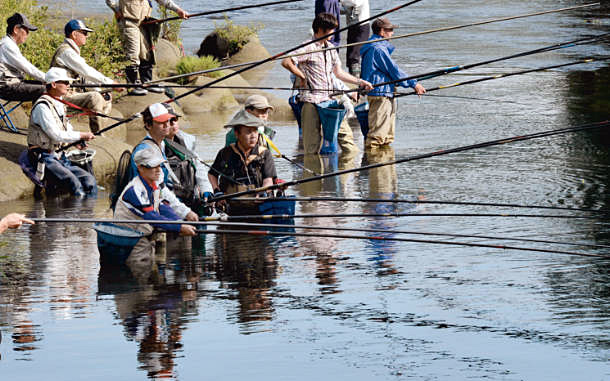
[1,1,610,380]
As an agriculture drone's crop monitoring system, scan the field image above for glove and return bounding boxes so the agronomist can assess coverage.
[339,94,355,118]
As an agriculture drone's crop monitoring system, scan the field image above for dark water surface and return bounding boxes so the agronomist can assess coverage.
[1,1,610,379]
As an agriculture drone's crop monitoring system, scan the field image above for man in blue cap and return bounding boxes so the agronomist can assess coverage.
[49,19,124,133]
[0,12,45,102]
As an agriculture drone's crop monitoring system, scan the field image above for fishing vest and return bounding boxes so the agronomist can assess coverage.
[164,136,198,202]
[137,137,180,187]
[27,95,70,151]
[119,0,153,23]
[218,144,268,195]
[114,175,160,236]
[49,41,83,84]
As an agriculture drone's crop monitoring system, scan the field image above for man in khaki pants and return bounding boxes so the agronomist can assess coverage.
[360,18,425,150]
[106,0,189,95]
[50,20,124,133]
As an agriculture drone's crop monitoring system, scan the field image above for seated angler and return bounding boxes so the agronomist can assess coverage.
[50,19,124,133]
[127,103,198,222]
[208,109,277,213]
[0,13,45,102]
[163,103,213,212]
[27,68,96,197]
[114,148,196,268]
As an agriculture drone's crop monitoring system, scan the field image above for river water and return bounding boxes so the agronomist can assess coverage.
[1,1,610,380]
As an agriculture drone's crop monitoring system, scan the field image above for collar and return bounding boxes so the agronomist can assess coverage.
[370,34,394,52]
[138,173,158,191]
[64,38,81,54]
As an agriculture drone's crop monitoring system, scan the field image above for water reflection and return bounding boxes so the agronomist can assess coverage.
[98,234,203,378]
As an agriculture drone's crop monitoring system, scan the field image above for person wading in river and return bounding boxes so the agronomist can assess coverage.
[27,68,96,197]
[127,103,199,222]
[281,12,372,155]
[360,17,426,150]
[114,148,196,269]
[225,94,275,149]
[208,109,277,211]
[0,13,45,102]
[49,19,124,133]
[106,0,189,95]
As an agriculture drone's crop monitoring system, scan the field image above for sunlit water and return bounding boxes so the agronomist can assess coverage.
[1,1,610,380]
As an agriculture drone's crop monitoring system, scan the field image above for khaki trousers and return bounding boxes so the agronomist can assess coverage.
[366,96,396,149]
[126,236,155,274]
[301,102,358,155]
[64,91,112,133]
[121,18,153,66]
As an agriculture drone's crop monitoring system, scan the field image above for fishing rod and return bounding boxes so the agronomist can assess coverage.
[261,134,318,175]
[137,3,599,85]
[82,1,422,140]
[231,197,610,214]
[395,56,610,98]
[334,32,610,97]
[27,218,609,259]
[145,0,305,25]
[208,119,610,203]
[416,93,528,105]
[199,220,610,250]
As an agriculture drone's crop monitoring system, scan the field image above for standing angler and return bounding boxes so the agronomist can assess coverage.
[282,12,372,155]
[0,13,45,102]
[361,17,425,150]
[50,19,124,133]
[106,0,189,95]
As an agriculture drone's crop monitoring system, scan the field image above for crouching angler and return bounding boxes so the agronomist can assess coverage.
[25,68,96,197]
[114,148,196,269]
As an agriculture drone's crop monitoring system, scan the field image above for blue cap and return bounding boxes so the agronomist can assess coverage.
[64,19,93,37]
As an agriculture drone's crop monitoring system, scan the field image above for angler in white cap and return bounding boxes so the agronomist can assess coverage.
[125,103,199,222]
[114,147,196,268]
[0,12,46,101]
[49,19,124,133]
[26,68,96,197]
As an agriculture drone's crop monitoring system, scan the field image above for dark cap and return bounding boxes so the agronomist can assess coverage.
[162,102,182,117]
[372,17,398,33]
[64,19,93,37]
[7,13,38,32]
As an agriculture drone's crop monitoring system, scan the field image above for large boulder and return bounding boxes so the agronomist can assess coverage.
[155,38,183,78]
[225,36,272,85]
[196,31,230,61]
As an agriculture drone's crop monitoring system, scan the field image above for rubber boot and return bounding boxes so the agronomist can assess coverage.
[139,64,163,93]
[126,65,147,96]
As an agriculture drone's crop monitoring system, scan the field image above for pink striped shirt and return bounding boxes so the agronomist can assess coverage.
[291,39,341,104]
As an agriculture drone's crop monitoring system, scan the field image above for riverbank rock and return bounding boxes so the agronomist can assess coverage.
[224,36,272,85]
[196,31,230,60]
[156,38,184,77]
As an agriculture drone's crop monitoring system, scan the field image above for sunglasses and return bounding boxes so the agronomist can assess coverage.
[169,117,179,124]
[56,80,70,85]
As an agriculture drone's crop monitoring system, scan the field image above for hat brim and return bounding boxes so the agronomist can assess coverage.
[22,25,38,31]
[152,113,172,123]
[141,159,167,168]
[81,27,94,32]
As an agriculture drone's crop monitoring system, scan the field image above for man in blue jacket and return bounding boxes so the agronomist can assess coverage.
[361,18,425,150]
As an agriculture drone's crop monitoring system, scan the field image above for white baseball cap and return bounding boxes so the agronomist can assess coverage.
[133,148,167,168]
[148,103,172,123]
[45,67,74,84]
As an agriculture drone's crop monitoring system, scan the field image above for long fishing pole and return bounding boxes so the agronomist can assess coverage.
[201,220,610,249]
[231,197,610,213]
[335,32,610,97]
[136,3,599,85]
[395,56,610,98]
[208,119,610,203]
[261,134,318,175]
[417,93,527,105]
[145,0,305,24]
[27,218,609,259]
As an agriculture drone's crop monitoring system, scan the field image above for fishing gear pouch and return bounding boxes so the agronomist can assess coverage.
[65,148,96,175]
[315,100,347,154]
[142,17,161,64]
[167,155,197,203]
[354,102,370,139]
[289,95,304,136]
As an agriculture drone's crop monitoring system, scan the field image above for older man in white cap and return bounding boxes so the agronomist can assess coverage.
[49,19,124,133]
[27,68,96,197]
[0,12,46,101]
[114,147,196,268]
[126,102,199,221]
[225,94,275,148]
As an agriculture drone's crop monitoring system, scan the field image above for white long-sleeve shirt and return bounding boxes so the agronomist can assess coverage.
[0,35,45,81]
[53,39,114,85]
[342,0,370,24]
[31,97,81,157]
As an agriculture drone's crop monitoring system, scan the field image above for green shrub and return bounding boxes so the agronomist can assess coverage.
[175,55,222,82]
[214,16,263,56]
